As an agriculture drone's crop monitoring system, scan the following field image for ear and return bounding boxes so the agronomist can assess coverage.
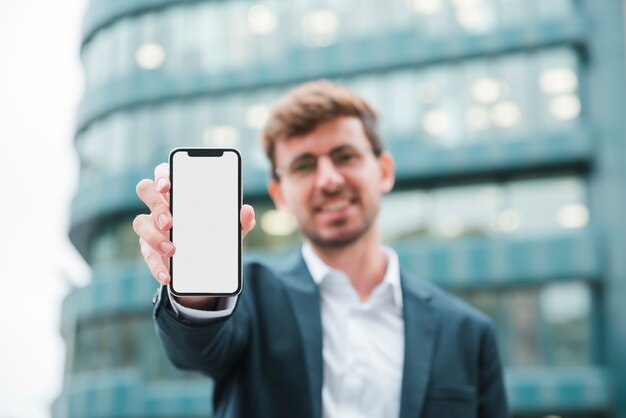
[268,179,290,212]
[378,151,396,194]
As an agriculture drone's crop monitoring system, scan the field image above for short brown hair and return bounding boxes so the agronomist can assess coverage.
[261,80,383,178]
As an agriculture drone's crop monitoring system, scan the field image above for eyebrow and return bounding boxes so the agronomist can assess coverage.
[290,145,356,161]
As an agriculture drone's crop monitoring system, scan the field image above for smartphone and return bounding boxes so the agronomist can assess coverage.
[168,148,242,296]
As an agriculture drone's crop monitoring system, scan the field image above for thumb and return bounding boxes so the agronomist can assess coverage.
[241,204,256,238]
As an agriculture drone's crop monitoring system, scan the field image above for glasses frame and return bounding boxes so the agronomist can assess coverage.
[273,144,380,181]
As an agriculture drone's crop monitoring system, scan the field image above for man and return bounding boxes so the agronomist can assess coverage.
[133,80,509,418]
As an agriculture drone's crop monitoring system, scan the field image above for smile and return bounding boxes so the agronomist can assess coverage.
[319,199,352,212]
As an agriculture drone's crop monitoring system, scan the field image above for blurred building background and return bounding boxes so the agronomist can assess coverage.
[53,0,626,417]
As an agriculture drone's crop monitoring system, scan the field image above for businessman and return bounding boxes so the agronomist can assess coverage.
[133,80,509,418]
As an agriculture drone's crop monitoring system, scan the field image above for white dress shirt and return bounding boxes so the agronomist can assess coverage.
[168,243,405,418]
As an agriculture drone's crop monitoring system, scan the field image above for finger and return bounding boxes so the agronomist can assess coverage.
[154,163,170,193]
[133,214,175,257]
[136,179,172,230]
[241,204,256,238]
[140,238,171,285]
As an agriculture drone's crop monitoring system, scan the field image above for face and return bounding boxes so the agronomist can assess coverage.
[268,116,395,249]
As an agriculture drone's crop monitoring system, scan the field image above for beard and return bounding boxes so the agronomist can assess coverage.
[295,184,380,249]
[300,214,375,249]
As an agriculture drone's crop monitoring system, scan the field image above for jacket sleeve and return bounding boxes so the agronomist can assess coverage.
[152,285,252,381]
[477,320,510,418]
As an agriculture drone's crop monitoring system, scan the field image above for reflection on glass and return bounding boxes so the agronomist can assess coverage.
[496,208,521,233]
[245,104,271,129]
[452,0,497,34]
[432,184,501,238]
[135,42,165,69]
[536,48,581,130]
[77,48,584,186]
[421,109,451,137]
[379,191,431,242]
[541,282,590,324]
[247,4,279,35]
[432,215,465,238]
[539,67,578,95]
[81,0,580,91]
[466,106,490,131]
[557,203,589,229]
[505,177,586,236]
[375,177,586,243]
[239,176,576,245]
[470,77,503,104]
[245,204,300,250]
[261,209,298,236]
[549,94,581,120]
[408,0,444,16]
[416,82,441,105]
[490,101,521,128]
[302,8,340,47]
[202,125,240,147]
[540,281,591,366]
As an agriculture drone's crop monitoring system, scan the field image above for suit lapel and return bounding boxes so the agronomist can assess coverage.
[275,254,440,418]
[399,271,440,418]
[280,251,323,418]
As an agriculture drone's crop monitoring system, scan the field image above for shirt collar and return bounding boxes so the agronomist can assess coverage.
[301,241,403,309]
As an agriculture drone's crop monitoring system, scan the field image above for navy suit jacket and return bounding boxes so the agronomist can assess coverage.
[154,251,509,418]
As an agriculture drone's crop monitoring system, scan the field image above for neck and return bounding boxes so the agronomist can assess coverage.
[308,227,388,302]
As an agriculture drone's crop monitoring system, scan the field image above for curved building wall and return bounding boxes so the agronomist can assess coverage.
[54,0,626,417]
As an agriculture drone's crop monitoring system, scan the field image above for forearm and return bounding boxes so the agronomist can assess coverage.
[154,289,249,379]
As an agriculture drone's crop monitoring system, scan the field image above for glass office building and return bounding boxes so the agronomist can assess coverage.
[54,0,626,417]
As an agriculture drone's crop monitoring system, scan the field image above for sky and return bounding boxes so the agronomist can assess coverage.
[0,1,91,417]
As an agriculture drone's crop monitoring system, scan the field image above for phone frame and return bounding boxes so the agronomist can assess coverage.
[168,147,243,297]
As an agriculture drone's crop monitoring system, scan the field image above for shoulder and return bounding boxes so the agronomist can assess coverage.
[241,250,306,291]
[404,273,494,331]
[243,251,296,278]
[410,279,499,357]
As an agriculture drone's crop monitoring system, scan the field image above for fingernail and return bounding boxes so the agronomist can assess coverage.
[158,213,170,228]
[160,242,174,255]
[157,178,168,190]
[158,272,168,283]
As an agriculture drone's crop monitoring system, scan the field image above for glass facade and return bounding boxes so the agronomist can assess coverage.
[76,46,583,185]
[57,0,626,417]
[90,218,141,267]
[72,314,201,381]
[456,280,593,368]
[81,0,578,92]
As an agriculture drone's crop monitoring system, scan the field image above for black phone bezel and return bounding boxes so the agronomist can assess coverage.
[168,147,243,297]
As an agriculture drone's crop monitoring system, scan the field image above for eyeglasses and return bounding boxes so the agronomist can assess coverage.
[274,144,377,180]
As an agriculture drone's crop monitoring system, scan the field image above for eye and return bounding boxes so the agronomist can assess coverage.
[332,149,360,165]
[289,157,317,175]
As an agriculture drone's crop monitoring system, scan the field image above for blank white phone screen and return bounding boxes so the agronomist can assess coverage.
[171,150,240,294]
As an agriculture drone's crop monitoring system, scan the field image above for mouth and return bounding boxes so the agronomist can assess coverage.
[319,198,352,212]
[314,195,359,215]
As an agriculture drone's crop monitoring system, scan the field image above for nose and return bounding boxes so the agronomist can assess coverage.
[314,155,345,191]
